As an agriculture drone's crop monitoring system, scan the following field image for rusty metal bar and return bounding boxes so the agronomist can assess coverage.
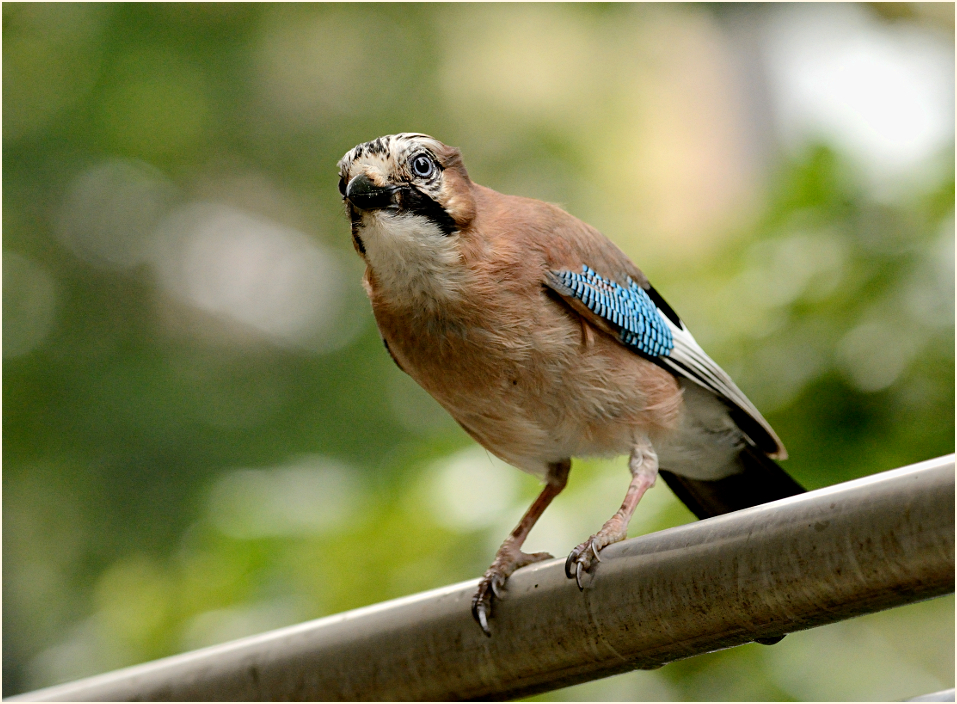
[11,455,954,702]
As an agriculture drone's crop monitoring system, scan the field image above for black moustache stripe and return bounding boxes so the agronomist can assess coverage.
[397,187,458,236]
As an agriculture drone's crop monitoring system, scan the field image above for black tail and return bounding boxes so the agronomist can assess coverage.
[659,446,805,520]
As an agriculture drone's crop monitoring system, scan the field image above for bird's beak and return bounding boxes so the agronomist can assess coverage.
[345,174,398,211]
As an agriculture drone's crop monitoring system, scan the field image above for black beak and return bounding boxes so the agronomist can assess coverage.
[346,174,398,211]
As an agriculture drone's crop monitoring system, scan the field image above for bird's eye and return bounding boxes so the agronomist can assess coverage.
[411,155,435,178]
[338,176,347,195]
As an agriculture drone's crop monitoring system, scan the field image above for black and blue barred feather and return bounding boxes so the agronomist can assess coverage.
[550,266,674,359]
[546,264,784,457]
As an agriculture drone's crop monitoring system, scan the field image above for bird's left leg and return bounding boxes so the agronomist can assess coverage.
[472,458,571,636]
[565,439,658,589]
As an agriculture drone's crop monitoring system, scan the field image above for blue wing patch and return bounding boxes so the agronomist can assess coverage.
[550,266,674,357]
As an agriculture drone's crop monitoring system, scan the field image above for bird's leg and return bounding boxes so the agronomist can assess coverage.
[472,458,571,636]
[566,440,658,589]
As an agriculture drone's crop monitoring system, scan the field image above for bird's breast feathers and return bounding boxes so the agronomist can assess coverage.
[361,205,686,475]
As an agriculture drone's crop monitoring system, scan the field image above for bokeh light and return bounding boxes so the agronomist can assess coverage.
[764,3,954,192]
[152,202,354,351]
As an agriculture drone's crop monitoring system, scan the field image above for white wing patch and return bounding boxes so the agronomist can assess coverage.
[658,316,786,459]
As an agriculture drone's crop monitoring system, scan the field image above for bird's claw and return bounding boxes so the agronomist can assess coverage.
[472,565,506,638]
[472,598,492,637]
[471,550,552,637]
[564,549,578,579]
[565,544,594,589]
[471,573,504,637]
[566,534,616,588]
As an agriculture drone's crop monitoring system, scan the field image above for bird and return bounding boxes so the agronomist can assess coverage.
[337,133,805,637]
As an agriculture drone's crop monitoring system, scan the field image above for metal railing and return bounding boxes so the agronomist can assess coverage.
[11,455,954,702]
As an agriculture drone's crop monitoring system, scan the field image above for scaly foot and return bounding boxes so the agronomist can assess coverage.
[471,546,553,636]
[564,517,628,590]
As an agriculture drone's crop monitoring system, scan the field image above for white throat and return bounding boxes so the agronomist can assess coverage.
[360,211,465,310]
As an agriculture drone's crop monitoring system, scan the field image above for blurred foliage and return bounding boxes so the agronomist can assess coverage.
[3,3,953,700]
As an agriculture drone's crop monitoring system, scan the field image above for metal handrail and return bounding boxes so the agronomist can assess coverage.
[11,455,954,702]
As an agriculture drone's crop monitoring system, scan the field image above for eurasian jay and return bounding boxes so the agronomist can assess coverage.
[337,134,805,636]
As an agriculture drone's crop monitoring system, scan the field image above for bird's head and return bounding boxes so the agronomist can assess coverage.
[337,134,479,306]
[337,133,476,240]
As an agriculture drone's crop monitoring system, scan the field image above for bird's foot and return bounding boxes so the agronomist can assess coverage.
[565,518,627,590]
[471,547,553,636]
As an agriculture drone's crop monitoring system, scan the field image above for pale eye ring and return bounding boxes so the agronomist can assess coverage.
[410,154,435,178]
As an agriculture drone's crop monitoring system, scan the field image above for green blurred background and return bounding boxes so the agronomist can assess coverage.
[3,3,954,700]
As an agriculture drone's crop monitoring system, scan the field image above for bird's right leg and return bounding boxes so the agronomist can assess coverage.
[471,458,571,636]
[565,439,658,588]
